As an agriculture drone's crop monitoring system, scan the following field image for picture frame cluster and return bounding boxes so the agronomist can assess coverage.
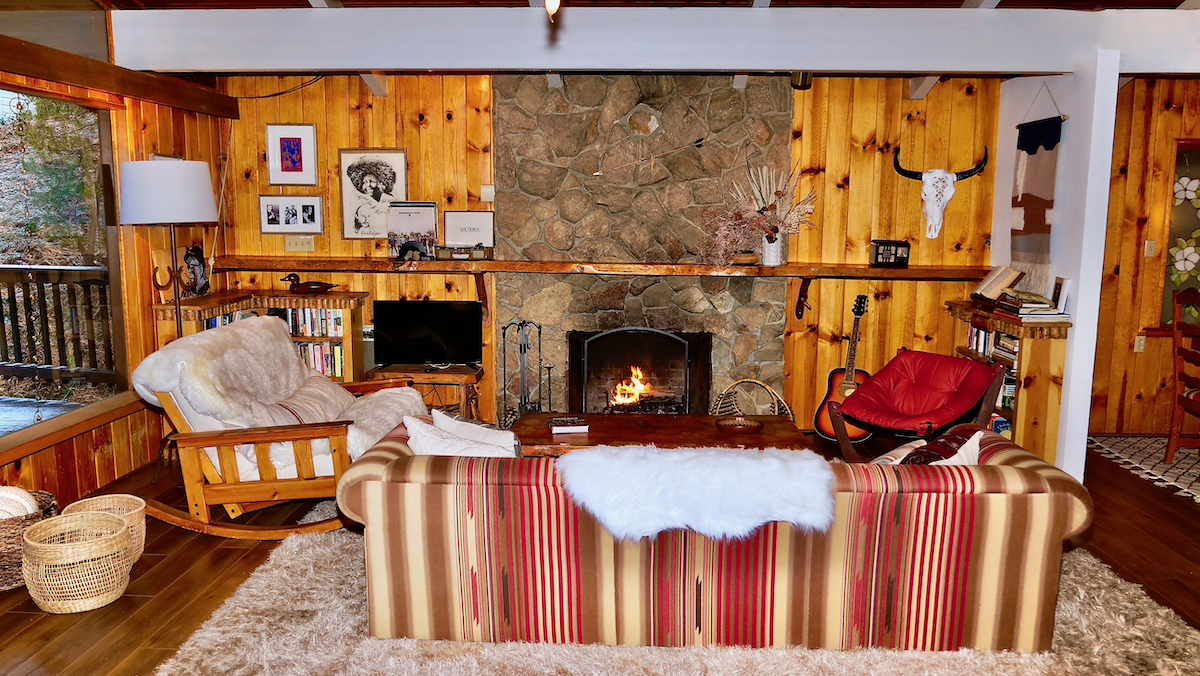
[257,124,493,260]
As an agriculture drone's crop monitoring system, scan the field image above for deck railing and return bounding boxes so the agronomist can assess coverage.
[0,265,118,385]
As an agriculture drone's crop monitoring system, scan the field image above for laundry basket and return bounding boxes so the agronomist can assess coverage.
[0,489,57,591]
[22,512,131,613]
[62,494,146,569]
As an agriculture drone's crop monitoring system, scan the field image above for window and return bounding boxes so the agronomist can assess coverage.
[0,88,118,433]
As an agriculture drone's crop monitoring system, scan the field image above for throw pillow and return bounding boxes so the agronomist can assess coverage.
[868,428,986,465]
[431,409,517,452]
[404,415,518,458]
[246,373,354,428]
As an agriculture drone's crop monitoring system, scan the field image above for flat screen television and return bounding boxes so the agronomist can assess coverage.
[372,299,483,367]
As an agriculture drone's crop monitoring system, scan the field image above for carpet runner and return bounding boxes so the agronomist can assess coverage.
[1088,435,1200,505]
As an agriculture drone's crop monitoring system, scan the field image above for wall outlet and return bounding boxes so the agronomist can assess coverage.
[1135,335,1146,353]
[285,235,315,252]
[1144,240,1157,257]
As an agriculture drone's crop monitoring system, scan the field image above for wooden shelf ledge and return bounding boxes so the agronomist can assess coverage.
[215,256,990,282]
[153,289,369,321]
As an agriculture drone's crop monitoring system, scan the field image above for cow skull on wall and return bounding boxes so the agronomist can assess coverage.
[893,147,988,239]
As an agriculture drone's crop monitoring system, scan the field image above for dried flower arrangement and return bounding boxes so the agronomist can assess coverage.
[699,164,817,266]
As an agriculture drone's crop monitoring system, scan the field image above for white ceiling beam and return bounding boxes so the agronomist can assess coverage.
[732,0,771,86]
[307,0,387,96]
[907,76,939,100]
[111,8,1200,76]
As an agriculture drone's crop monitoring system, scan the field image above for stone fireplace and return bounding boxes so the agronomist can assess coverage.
[491,73,793,421]
[567,328,711,414]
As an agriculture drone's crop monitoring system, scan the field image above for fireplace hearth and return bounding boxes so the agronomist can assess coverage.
[567,328,711,415]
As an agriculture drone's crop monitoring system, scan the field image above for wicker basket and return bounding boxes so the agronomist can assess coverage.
[62,494,146,569]
[22,512,131,614]
[0,489,57,592]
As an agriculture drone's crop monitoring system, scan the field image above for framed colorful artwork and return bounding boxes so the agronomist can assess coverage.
[339,148,407,239]
[266,124,318,186]
[259,194,323,234]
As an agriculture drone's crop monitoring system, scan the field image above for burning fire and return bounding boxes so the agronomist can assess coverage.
[610,366,650,405]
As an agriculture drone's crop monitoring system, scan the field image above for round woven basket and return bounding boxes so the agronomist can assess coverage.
[0,490,57,591]
[62,494,146,569]
[22,512,131,614]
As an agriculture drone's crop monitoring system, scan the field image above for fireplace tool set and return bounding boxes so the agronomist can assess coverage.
[499,319,553,429]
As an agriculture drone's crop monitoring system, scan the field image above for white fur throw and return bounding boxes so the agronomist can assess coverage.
[555,445,835,541]
[132,316,310,427]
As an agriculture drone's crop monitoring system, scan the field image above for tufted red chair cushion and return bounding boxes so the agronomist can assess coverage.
[838,349,1000,435]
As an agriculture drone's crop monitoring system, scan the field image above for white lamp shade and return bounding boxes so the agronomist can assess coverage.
[118,160,219,225]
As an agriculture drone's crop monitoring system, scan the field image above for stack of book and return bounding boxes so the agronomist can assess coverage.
[970,267,1071,324]
[991,290,1070,323]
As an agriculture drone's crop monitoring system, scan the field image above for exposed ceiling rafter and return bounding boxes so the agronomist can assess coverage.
[907,0,997,100]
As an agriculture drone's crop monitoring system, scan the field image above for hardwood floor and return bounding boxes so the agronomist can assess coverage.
[0,441,1196,675]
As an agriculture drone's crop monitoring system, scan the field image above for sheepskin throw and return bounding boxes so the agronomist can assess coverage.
[555,445,835,540]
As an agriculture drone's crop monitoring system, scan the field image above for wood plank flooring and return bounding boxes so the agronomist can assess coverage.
[0,441,1197,675]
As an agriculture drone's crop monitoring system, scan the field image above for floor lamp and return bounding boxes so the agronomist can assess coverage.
[118,160,219,341]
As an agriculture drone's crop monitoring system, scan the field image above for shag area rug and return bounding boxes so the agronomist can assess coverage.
[155,504,1200,676]
[1088,435,1200,505]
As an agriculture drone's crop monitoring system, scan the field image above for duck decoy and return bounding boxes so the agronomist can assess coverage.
[281,274,340,294]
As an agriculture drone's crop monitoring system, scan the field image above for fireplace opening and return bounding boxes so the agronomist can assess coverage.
[567,328,711,414]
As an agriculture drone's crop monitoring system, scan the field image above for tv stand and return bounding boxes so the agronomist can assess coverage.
[366,364,484,421]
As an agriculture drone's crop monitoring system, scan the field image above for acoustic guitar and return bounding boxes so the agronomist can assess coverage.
[814,294,872,442]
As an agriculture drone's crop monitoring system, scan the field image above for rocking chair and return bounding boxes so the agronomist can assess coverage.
[132,316,426,540]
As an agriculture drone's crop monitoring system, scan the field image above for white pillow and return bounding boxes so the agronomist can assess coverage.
[431,409,517,452]
[404,415,518,458]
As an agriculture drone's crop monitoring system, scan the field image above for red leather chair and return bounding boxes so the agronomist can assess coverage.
[827,349,1005,462]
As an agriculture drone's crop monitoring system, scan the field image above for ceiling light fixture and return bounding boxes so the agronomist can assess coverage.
[546,0,561,22]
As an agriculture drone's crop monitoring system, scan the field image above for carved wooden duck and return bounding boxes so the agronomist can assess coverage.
[281,274,340,294]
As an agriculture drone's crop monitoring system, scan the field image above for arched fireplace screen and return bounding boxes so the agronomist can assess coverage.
[567,328,711,414]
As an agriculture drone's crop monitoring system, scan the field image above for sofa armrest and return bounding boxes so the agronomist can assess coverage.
[336,438,413,523]
[973,427,1093,537]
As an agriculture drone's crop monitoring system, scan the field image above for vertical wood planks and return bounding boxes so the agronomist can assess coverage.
[783,78,996,427]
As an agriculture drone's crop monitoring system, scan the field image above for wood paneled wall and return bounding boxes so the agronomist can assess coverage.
[784,78,998,425]
[218,74,496,419]
[1091,78,1200,435]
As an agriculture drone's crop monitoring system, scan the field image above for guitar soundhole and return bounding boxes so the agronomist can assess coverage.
[838,381,857,397]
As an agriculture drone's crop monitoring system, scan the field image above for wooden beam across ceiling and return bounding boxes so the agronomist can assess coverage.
[110,7,1200,75]
[0,33,240,117]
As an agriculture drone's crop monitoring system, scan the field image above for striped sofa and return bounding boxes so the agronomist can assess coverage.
[336,427,1092,652]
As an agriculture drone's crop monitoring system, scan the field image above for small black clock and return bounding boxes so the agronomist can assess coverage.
[869,239,911,268]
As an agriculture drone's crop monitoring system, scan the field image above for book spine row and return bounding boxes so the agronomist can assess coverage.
[282,308,344,338]
[966,325,1021,366]
[296,341,345,379]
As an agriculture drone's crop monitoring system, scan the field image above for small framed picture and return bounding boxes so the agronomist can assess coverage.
[340,148,407,239]
[266,124,318,186]
[444,210,495,248]
[259,194,322,234]
[388,201,438,260]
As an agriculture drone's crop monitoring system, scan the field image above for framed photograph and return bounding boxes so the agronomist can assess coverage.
[388,202,438,260]
[340,148,407,239]
[266,124,318,186]
[259,194,323,234]
[444,210,495,248]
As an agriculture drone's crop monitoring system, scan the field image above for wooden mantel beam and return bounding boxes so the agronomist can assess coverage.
[0,34,240,119]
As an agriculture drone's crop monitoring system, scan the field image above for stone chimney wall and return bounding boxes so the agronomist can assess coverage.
[491,74,794,421]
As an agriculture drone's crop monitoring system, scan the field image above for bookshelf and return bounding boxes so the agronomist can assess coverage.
[946,300,1069,464]
[153,289,368,382]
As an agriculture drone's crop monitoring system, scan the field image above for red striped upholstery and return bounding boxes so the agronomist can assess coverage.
[338,426,1092,651]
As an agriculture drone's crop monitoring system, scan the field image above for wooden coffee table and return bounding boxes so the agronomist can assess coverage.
[513,413,812,457]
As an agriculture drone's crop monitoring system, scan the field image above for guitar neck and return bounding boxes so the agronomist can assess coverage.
[844,315,862,379]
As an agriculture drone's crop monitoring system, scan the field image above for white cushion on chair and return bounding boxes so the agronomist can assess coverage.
[246,374,355,428]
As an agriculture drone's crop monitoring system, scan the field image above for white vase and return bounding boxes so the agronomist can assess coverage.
[762,235,784,266]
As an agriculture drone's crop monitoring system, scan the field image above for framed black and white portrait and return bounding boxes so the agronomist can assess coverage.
[339,148,407,239]
[259,194,323,234]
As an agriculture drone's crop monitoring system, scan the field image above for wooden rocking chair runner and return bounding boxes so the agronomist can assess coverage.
[710,379,794,421]
[1166,288,1200,463]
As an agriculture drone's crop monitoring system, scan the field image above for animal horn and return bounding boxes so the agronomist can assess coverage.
[954,147,989,181]
[892,148,923,181]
